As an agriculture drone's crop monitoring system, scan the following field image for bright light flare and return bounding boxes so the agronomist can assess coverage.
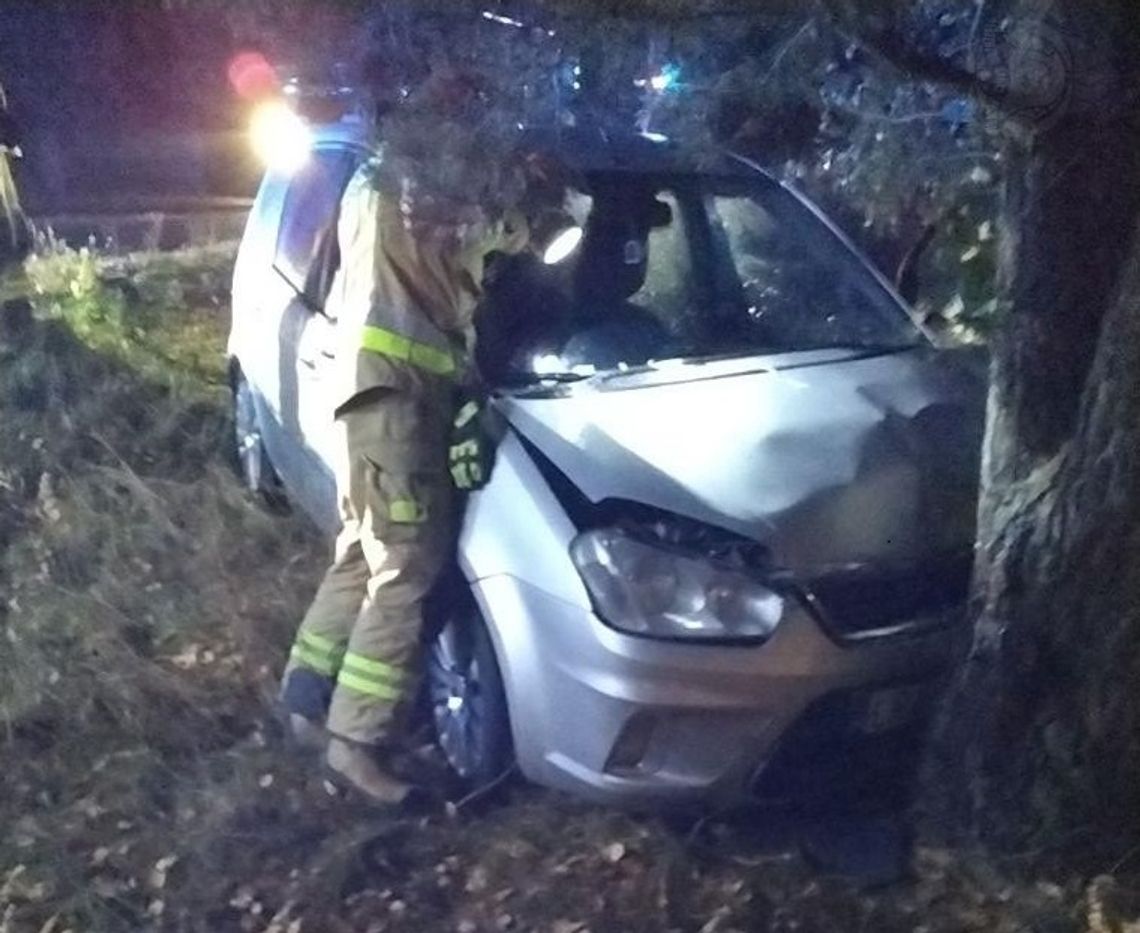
[647,64,681,93]
[531,353,565,375]
[482,10,524,27]
[542,225,583,265]
[250,101,312,175]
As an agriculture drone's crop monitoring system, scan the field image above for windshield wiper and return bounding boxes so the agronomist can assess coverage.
[507,370,594,386]
[806,341,920,354]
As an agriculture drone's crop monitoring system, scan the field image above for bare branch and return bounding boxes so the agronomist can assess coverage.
[813,0,1012,113]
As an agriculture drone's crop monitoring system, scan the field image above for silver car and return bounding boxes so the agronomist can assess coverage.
[228,120,984,808]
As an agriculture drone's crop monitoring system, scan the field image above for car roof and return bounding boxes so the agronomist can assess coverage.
[310,116,374,151]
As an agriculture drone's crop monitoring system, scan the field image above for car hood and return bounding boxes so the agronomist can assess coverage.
[497,348,986,574]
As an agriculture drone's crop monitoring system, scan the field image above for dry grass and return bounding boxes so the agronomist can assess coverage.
[0,246,1115,932]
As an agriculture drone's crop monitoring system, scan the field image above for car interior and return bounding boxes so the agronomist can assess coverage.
[476,168,921,385]
[476,174,689,382]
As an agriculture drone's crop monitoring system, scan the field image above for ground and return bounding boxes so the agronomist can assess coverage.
[0,245,1127,932]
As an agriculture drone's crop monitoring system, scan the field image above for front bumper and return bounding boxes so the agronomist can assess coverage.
[473,574,963,808]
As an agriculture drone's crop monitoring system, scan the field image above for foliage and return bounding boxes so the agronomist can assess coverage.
[25,235,135,352]
[23,234,232,394]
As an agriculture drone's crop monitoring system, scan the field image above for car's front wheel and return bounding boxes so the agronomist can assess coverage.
[232,369,283,502]
[427,605,513,786]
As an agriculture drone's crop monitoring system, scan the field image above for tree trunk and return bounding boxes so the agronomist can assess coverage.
[934,0,1140,847]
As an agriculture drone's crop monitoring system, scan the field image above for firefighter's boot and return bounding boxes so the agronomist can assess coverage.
[326,738,412,807]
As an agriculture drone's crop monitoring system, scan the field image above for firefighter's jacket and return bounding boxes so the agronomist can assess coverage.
[329,160,528,425]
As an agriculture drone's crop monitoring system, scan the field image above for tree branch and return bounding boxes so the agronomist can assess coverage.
[814,0,1014,115]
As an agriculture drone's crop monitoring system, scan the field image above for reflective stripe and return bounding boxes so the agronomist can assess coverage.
[291,630,345,677]
[450,461,483,489]
[361,324,456,376]
[451,439,480,459]
[290,643,338,677]
[341,651,411,685]
[454,400,480,429]
[337,652,409,701]
[336,669,403,701]
[298,630,343,658]
[389,498,426,523]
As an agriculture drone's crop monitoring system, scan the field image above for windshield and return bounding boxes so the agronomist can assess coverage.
[475,168,924,383]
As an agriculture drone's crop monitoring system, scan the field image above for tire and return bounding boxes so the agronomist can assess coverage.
[232,369,284,504]
[427,604,513,786]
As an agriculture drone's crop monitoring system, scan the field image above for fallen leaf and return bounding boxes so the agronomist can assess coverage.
[91,876,124,899]
[1,866,27,900]
[36,914,60,933]
[466,866,489,893]
[149,855,178,889]
[699,908,731,933]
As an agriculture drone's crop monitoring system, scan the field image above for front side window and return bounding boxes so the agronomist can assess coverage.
[274,148,356,306]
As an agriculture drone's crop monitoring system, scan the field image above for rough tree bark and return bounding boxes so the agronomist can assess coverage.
[932,0,1140,848]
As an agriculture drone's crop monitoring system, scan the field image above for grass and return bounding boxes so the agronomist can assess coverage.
[0,242,1110,932]
[0,243,323,931]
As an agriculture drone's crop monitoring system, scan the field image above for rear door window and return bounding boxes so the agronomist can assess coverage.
[273,148,357,307]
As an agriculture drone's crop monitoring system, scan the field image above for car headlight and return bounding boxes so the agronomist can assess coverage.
[570,528,786,641]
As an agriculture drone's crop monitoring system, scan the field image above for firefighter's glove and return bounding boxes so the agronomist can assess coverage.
[449,400,492,491]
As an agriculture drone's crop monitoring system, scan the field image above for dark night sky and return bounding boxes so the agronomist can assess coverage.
[0,4,355,210]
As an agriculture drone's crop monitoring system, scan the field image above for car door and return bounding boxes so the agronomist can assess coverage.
[269,145,360,525]
[231,168,292,432]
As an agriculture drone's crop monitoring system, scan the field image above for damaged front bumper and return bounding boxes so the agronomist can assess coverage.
[473,572,965,809]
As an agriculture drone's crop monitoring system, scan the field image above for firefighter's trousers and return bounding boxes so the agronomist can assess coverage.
[281,393,452,746]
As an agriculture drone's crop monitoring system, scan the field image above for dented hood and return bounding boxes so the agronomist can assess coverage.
[498,348,986,573]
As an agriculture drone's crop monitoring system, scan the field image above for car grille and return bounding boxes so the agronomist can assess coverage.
[804,553,972,640]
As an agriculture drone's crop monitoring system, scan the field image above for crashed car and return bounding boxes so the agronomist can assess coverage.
[228,119,985,808]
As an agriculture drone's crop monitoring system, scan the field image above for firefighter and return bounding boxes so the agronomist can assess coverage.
[278,143,532,805]
[0,83,28,271]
